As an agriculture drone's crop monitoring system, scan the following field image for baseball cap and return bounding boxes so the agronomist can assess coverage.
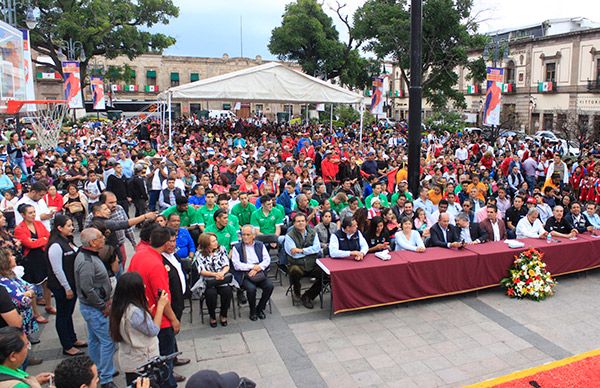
[185,370,246,388]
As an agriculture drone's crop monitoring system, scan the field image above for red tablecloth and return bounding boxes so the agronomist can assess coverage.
[319,235,600,315]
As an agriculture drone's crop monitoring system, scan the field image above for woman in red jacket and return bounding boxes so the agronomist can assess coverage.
[14,203,54,315]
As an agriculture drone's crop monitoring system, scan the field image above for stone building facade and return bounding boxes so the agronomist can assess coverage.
[33,53,304,119]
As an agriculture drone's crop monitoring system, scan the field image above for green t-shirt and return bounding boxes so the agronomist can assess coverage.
[205,223,239,252]
[365,193,389,209]
[227,213,240,231]
[391,191,413,205]
[293,199,319,210]
[250,207,284,234]
[162,205,199,227]
[0,365,31,388]
[231,202,256,227]
[197,204,218,227]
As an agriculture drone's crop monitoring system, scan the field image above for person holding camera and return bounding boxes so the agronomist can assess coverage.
[74,228,116,388]
[109,272,168,386]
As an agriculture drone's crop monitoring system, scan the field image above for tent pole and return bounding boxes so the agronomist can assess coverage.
[330,104,333,132]
[168,93,172,148]
[306,104,309,125]
[359,103,364,144]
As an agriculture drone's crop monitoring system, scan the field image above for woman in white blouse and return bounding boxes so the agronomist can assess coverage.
[395,217,426,252]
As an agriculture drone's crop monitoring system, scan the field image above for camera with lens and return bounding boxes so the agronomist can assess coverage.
[130,352,181,387]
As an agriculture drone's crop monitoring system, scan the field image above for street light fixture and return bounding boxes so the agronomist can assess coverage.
[59,38,86,61]
[25,5,38,29]
[1,0,39,29]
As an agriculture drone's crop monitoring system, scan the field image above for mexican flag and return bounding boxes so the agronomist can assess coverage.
[467,85,479,94]
[111,84,121,92]
[36,72,61,80]
[145,85,159,93]
[538,81,553,92]
[124,84,138,92]
[502,83,513,93]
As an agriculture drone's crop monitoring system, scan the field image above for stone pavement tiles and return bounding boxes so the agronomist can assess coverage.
[26,263,600,387]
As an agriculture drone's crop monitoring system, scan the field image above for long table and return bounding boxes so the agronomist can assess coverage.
[317,236,600,316]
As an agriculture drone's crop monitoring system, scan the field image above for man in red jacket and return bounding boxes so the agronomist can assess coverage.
[128,227,181,386]
[321,150,339,194]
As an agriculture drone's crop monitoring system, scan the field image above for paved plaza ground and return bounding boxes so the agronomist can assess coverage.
[27,242,600,387]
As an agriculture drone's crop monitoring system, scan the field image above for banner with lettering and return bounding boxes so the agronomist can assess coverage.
[20,29,36,111]
[370,77,384,115]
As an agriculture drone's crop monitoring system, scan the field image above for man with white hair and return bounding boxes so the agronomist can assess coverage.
[516,208,548,239]
[74,228,116,388]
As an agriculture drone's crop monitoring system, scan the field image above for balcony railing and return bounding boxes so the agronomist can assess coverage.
[537,80,557,93]
[587,79,600,91]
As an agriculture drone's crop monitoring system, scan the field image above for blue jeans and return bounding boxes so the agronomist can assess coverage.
[80,303,115,385]
[149,190,160,211]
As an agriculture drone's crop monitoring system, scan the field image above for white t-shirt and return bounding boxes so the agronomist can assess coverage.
[15,195,51,230]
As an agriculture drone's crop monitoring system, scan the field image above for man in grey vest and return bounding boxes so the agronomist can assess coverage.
[231,225,274,321]
[284,213,322,309]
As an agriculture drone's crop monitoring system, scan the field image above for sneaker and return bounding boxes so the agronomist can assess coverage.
[301,295,314,309]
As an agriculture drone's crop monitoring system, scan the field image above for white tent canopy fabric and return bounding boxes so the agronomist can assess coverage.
[157,62,364,104]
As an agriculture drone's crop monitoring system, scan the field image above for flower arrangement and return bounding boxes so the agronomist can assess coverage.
[500,248,556,301]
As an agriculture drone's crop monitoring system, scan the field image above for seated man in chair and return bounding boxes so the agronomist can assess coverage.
[284,213,322,309]
[231,225,274,321]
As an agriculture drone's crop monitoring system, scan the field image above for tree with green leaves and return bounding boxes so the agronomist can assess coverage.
[353,0,486,110]
[268,0,371,89]
[27,0,178,93]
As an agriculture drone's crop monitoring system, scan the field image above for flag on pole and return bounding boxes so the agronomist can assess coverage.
[483,67,504,126]
[90,77,106,110]
[20,29,36,111]
[62,61,83,109]
[370,77,384,114]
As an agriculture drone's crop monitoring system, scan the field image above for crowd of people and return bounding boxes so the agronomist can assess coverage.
[0,114,599,387]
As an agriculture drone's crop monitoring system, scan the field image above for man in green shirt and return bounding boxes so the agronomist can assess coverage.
[365,182,390,209]
[205,209,239,253]
[162,196,199,228]
[251,195,284,236]
[0,327,53,387]
[217,194,240,231]
[197,190,218,231]
[231,192,256,227]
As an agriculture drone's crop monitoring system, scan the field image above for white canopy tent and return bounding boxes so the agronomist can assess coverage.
[157,62,366,145]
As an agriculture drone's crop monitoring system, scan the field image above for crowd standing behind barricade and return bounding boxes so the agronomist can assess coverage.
[0,113,600,386]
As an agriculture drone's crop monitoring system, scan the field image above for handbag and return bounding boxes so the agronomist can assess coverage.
[68,202,84,213]
[245,270,266,284]
[205,272,233,288]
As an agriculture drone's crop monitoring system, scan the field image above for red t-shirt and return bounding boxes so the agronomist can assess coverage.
[128,248,172,329]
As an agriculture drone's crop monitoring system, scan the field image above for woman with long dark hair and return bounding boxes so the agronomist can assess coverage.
[109,272,168,386]
[365,216,390,253]
[46,214,87,356]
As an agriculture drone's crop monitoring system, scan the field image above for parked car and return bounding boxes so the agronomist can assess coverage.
[463,127,483,136]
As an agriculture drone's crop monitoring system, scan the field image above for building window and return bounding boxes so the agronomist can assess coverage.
[170,72,180,87]
[190,103,201,115]
[505,61,515,83]
[543,113,554,130]
[596,59,600,81]
[255,104,263,113]
[146,69,157,86]
[545,62,556,82]
[190,73,200,82]
[283,104,293,115]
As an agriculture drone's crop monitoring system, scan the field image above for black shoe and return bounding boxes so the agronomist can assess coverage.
[173,372,186,383]
[174,357,190,366]
[249,313,258,321]
[292,293,301,305]
[238,289,247,305]
[220,318,228,327]
[257,310,266,320]
[28,357,43,366]
[301,295,314,309]
[209,320,217,328]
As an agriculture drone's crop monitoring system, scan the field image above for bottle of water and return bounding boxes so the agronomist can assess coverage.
[546,232,552,243]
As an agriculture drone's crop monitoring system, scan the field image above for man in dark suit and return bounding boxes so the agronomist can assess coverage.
[455,212,488,244]
[479,204,507,241]
[428,213,462,248]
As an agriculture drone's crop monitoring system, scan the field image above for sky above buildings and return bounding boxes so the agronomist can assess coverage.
[155,0,600,59]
